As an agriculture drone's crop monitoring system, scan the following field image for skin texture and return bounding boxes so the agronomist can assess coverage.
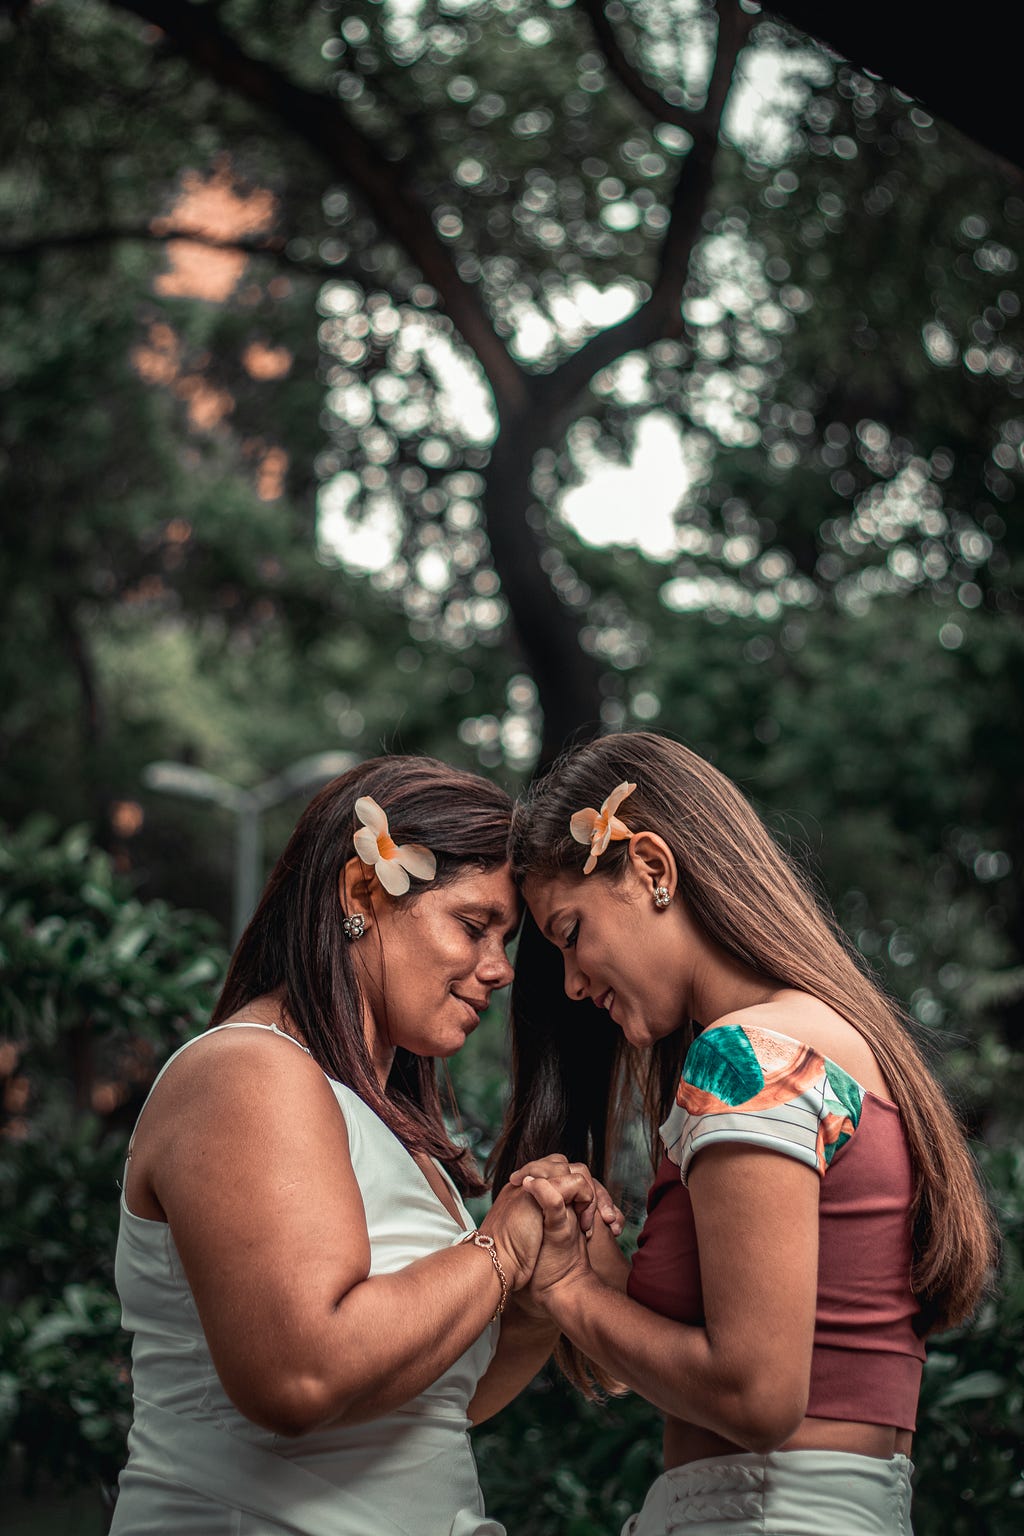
[340,860,519,1085]
[520,833,911,1465]
[123,862,614,1435]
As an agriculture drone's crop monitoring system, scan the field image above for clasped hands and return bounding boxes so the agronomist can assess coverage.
[482,1155,624,1317]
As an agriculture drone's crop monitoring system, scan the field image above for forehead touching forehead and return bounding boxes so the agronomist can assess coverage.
[523,870,589,935]
[434,863,521,935]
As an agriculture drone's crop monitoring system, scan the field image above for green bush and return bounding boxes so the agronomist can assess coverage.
[476,1370,661,1536]
[0,816,224,1069]
[0,1283,129,1494]
[0,817,226,1495]
[912,1143,1024,1535]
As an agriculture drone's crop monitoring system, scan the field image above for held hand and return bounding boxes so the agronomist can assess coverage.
[478,1183,544,1293]
[518,1175,593,1306]
[508,1156,624,1238]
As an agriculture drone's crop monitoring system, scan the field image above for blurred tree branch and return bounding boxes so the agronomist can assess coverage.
[0,224,395,289]
[111,0,533,413]
[88,0,753,758]
[579,0,701,130]
[539,1,753,411]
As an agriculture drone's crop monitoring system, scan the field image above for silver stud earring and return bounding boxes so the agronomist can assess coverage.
[654,886,671,910]
[342,913,366,940]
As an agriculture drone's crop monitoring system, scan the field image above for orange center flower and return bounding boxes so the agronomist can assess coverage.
[353,795,438,897]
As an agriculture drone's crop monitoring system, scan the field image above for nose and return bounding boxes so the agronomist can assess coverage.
[562,951,587,1002]
[478,939,514,992]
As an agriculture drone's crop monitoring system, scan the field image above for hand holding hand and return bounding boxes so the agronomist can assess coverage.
[517,1174,593,1307]
[477,1183,544,1293]
[508,1155,624,1239]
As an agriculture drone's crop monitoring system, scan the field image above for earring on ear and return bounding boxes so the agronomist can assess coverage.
[653,886,671,910]
[342,913,366,940]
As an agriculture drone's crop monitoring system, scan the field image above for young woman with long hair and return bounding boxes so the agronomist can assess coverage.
[493,731,996,1535]
[110,755,612,1536]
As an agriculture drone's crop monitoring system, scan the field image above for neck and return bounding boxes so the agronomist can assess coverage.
[688,938,777,1029]
[372,1046,395,1090]
[363,998,395,1089]
[229,989,305,1043]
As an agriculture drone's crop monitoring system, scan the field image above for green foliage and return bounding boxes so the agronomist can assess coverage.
[0,816,224,1065]
[0,820,226,1494]
[913,1144,1024,1534]
[2,0,1020,984]
[0,1283,129,1494]
[0,1115,127,1303]
[476,1370,661,1536]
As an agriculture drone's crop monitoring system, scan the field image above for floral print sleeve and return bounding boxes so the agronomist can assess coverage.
[659,1024,865,1184]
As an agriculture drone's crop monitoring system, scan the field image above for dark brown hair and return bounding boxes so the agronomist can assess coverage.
[493,731,997,1333]
[213,755,513,1195]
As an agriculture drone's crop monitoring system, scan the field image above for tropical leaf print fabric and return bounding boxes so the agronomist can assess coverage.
[659,1024,865,1184]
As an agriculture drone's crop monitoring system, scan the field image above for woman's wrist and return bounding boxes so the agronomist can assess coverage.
[503,1291,562,1336]
[535,1265,603,1328]
[455,1229,509,1319]
[476,1207,532,1293]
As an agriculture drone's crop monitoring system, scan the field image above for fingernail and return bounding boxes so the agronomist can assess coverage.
[523,1175,534,1184]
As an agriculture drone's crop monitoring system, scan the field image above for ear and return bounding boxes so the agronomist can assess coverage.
[625,832,678,900]
[339,854,377,918]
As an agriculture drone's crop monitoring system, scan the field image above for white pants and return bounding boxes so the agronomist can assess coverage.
[622,1450,914,1535]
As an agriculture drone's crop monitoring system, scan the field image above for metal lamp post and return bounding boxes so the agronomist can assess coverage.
[142,752,357,944]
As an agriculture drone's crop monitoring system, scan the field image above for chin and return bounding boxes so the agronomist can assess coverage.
[621,1019,661,1050]
[430,1029,473,1059]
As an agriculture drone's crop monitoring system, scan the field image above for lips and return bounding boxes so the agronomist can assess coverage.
[453,994,487,1027]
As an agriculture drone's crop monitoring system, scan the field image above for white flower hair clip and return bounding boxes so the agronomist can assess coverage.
[569,781,637,875]
[353,796,437,896]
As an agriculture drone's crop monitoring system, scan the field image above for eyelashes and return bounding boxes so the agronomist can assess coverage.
[563,920,580,950]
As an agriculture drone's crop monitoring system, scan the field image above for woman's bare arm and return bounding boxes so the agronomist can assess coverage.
[132,1030,541,1435]
[467,1299,559,1423]
[523,1145,820,1452]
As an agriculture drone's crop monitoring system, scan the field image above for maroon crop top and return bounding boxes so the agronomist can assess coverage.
[626,1024,926,1431]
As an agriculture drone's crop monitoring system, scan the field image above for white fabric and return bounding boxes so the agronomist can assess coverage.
[109,1022,502,1536]
[622,1450,915,1535]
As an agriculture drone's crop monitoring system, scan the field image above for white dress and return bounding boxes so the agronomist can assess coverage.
[109,1022,504,1536]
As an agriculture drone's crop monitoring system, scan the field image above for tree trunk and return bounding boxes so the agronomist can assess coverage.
[483,414,604,766]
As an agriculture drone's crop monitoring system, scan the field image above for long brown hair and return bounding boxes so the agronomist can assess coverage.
[494,731,996,1333]
[213,755,513,1196]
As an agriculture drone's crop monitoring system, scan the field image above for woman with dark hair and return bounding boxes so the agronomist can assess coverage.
[110,755,604,1536]
[494,731,997,1535]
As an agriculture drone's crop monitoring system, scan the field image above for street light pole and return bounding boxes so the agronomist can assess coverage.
[142,752,357,944]
[235,799,262,941]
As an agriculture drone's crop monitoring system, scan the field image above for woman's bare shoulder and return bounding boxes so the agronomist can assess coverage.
[705,990,889,1097]
[163,1020,326,1088]
[137,1022,345,1156]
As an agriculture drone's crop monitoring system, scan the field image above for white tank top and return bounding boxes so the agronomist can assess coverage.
[109,1022,502,1536]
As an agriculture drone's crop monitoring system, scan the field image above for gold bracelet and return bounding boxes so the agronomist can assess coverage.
[457,1229,509,1320]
